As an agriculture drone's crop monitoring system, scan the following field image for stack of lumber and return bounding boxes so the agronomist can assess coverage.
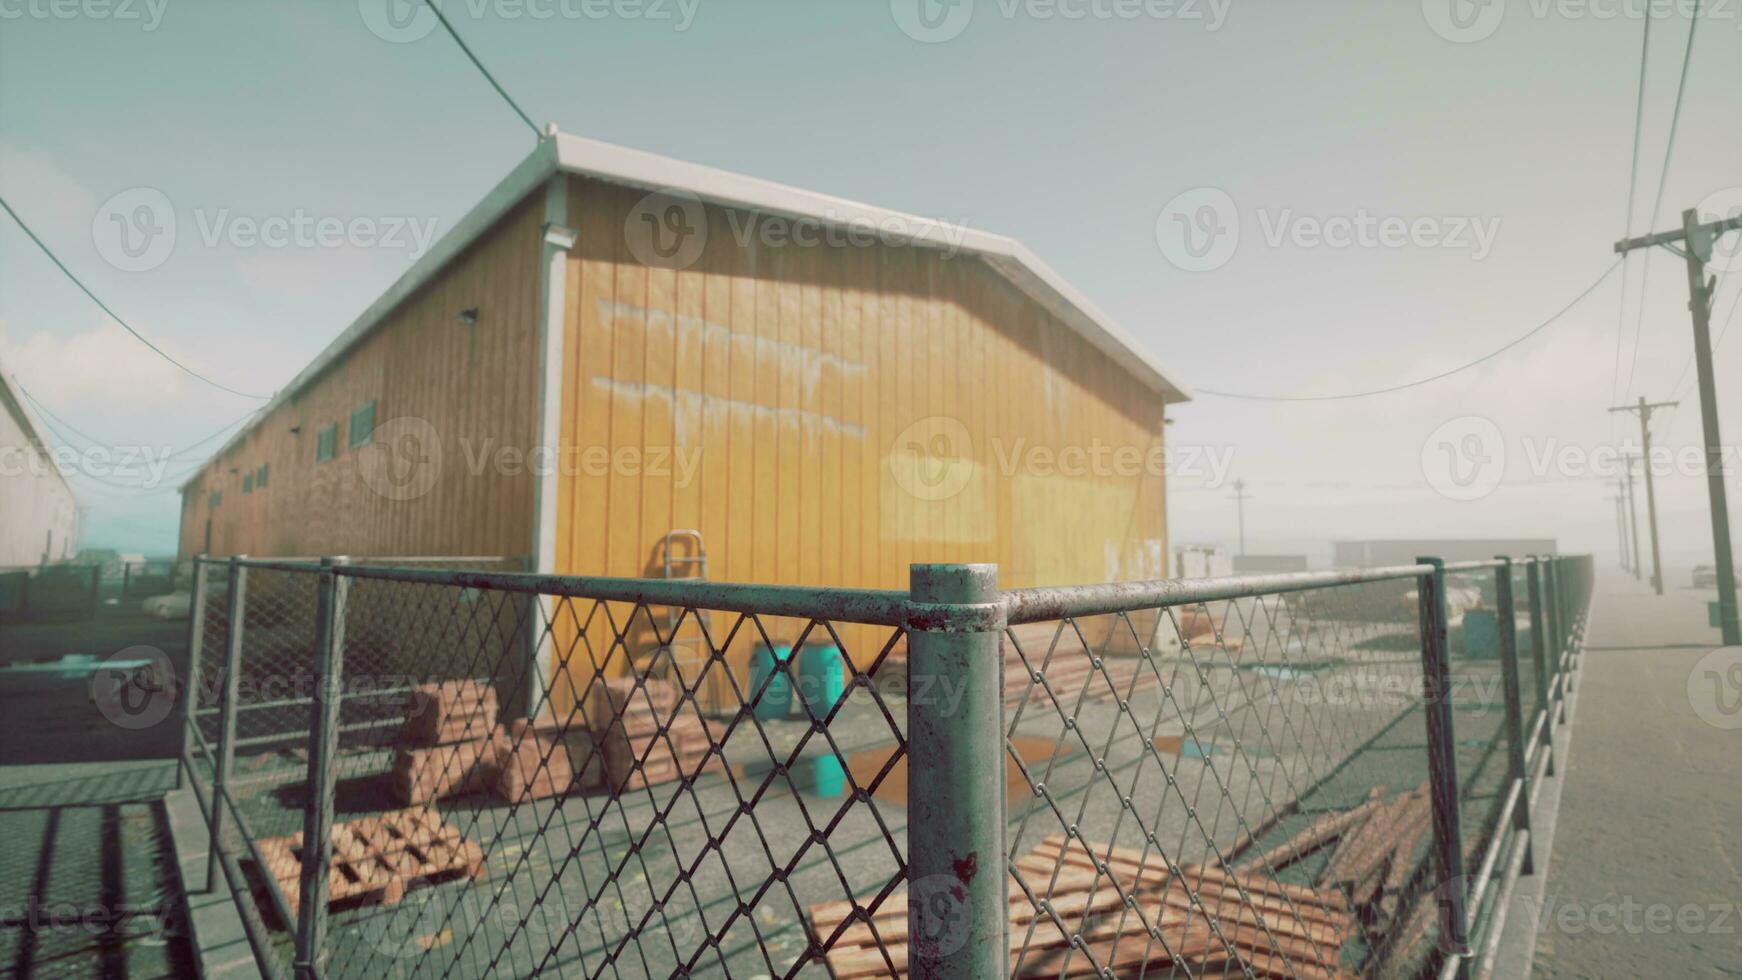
[391,680,503,805]
[808,833,1354,979]
[494,712,601,803]
[257,806,484,916]
[590,678,718,793]
[1233,783,1434,946]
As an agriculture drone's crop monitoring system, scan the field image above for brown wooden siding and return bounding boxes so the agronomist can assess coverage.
[177,196,546,561]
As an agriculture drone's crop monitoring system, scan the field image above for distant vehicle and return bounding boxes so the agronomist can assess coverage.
[1693,565,1718,588]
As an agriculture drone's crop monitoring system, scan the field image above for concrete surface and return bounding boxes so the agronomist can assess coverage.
[1526,570,1742,978]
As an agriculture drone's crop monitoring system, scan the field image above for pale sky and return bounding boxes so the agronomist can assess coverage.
[2,0,1739,566]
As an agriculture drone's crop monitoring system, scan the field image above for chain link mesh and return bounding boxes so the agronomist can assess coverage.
[174,556,1593,980]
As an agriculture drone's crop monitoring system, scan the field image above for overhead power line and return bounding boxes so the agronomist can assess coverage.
[0,195,271,400]
[17,383,259,462]
[1195,259,1622,402]
[1620,0,1702,402]
[1610,9,1653,406]
[423,0,542,139]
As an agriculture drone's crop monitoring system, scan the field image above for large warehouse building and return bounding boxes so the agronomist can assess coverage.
[2,359,78,567]
[178,130,1190,688]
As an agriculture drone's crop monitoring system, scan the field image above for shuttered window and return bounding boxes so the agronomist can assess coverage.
[349,400,376,449]
[317,423,338,463]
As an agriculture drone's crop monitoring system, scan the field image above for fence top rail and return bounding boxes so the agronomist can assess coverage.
[334,564,921,627]
[195,555,514,567]
[1002,564,1435,624]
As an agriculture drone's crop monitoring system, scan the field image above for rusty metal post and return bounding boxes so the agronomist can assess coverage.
[294,557,348,980]
[208,557,247,893]
[1416,556,1471,972]
[1526,558,1553,777]
[1494,557,1534,875]
[178,557,210,792]
[907,563,1007,980]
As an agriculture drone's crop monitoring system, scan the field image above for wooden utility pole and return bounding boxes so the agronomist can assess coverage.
[1615,209,1742,641]
[1608,398,1675,595]
[1611,489,1628,571]
[1619,452,1642,580]
[1230,479,1250,556]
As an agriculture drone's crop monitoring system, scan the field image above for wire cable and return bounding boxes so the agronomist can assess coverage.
[0,195,271,400]
[1194,259,1623,402]
[16,383,259,461]
[1610,9,1654,405]
[1620,0,1701,401]
[423,0,542,139]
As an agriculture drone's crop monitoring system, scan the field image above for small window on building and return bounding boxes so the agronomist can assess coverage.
[256,463,268,489]
[208,491,223,509]
[243,473,253,494]
[349,400,376,449]
[317,423,338,462]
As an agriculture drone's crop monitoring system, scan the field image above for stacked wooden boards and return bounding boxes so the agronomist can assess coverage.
[808,833,1355,979]
[494,678,718,801]
[257,807,484,916]
[1235,784,1435,955]
[391,680,503,805]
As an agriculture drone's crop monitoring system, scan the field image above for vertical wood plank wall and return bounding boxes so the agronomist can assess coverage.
[553,177,1170,704]
[176,198,545,561]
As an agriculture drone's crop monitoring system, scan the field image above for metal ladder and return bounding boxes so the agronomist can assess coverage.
[653,530,725,714]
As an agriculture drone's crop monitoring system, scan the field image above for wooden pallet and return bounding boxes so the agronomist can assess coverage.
[257,807,484,916]
[808,833,1354,979]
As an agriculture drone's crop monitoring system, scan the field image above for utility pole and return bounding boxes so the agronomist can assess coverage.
[1619,453,1643,580]
[1230,479,1250,556]
[1615,209,1742,642]
[1611,489,1630,571]
[1610,490,1627,570]
[1609,398,1676,596]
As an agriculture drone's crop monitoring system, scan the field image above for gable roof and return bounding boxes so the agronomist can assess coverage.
[190,130,1188,488]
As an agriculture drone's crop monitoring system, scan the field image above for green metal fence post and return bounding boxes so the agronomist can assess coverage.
[88,564,101,619]
[294,557,349,980]
[907,563,1008,980]
[1525,558,1553,778]
[178,556,210,792]
[1494,557,1534,875]
[208,557,247,893]
[1415,556,1471,973]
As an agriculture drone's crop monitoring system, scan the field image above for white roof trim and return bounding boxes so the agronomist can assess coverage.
[187,131,1187,488]
[0,357,77,501]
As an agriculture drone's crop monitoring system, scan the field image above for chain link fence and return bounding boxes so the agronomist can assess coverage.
[174,554,1592,980]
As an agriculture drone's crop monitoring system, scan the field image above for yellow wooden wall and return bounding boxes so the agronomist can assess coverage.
[177,197,545,561]
[551,177,1170,705]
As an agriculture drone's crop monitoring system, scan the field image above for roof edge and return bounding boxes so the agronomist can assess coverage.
[186,130,1189,489]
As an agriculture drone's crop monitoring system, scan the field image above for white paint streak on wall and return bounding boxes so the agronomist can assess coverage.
[589,377,867,440]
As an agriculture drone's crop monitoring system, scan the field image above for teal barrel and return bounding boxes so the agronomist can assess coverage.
[795,643,845,719]
[750,644,793,720]
[1462,609,1500,658]
[806,753,847,798]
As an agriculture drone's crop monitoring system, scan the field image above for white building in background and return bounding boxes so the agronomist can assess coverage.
[0,360,78,566]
